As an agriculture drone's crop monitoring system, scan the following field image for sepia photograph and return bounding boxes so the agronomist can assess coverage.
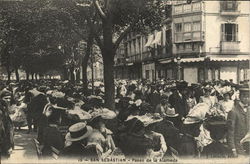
[0,0,249,163]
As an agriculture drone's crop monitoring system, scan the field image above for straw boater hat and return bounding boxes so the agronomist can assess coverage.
[165,108,179,117]
[65,122,93,142]
[0,89,12,99]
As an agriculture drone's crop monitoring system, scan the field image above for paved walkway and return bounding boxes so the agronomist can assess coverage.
[2,128,38,163]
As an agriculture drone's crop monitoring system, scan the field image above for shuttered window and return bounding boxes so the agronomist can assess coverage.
[221,23,238,42]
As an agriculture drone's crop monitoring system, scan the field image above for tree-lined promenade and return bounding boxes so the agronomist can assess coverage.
[0,0,169,109]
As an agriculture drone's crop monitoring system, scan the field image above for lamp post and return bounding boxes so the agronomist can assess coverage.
[176,56,181,81]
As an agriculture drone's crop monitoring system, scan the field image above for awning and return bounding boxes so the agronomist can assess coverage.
[144,34,154,48]
[173,57,205,63]
[181,57,205,63]
[208,55,250,62]
[151,31,162,46]
[159,58,172,64]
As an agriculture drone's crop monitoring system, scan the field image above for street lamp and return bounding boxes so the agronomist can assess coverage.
[176,56,181,81]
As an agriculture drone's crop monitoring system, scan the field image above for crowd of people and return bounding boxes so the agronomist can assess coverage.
[0,78,249,161]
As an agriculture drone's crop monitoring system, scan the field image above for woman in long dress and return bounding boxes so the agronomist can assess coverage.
[10,96,27,129]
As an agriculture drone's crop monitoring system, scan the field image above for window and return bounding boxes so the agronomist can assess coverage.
[175,6,183,14]
[214,69,220,80]
[224,1,237,11]
[185,43,192,50]
[183,33,192,41]
[240,68,249,82]
[175,23,182,32]
[221,23,238,42]
[184,23,191,32]
[193,3,201,11]
[198,68,205,83]
[192,43,199,51]
[208,69,212,81]
[166,69,173,80]
[193,22,201,31]
[146,70,150,79]
[183,4,192,12]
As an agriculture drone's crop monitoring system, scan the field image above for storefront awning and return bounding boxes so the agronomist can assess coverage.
[151,31,162,46]
[172,57,205,63]
[159,58,172,64]
[180,57,205,63]
[208,55,250,62]
[144,34,154,48]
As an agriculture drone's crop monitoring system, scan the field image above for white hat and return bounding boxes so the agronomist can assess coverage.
[90,108,117,120]
[183,103,209,124]
[126,114,163,127]
[67,108,92,120]
[52,91,65,98]
[65,122,93,142]
[165,108,179,117]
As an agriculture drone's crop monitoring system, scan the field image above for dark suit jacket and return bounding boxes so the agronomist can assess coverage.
[59,142,98,160]
[41,126,64,157]
[202,142,230,158]
[227,101,249,154]
[169,91,188,118]
[148,92,161,110]
[28,94,47,120]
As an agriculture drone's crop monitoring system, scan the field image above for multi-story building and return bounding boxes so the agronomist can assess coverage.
[165,0,250,84]
[115,0,250,84]
[114,3,173,82]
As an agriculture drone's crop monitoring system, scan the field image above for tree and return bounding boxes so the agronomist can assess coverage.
[85,0,168,109]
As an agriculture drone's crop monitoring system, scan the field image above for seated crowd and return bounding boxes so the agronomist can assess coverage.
[0,79,249,160]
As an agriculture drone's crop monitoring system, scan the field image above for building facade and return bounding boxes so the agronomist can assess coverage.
[116,0,250,84]
[167,0,250,84]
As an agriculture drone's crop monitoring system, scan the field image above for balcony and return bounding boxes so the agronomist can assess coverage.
[176,48,200,55]
[127,54,142,63]
[220,41,240,54]
[220,1,240,16]
[175,31,204,43]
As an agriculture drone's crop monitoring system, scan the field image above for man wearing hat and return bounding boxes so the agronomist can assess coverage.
[202,116,230,158]
[59,122,95,160]
[227,85,249,157]
[169,81,189,129]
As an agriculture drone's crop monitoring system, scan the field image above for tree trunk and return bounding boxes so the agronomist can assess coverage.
[15,67,19,82]
[31,73,34,81]
[5,64,11,83]
[26,71,29,81]
[101,19,116,110]
[76,70,80,83]
[82,35,93,94]
[35,73,38,81]
[102,51,115,110]
[70,67,75,83]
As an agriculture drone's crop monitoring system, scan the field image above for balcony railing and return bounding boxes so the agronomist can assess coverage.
[220,1,240,16]
[220,41,240,54]
[176,48,200,55]
[128,54,142,63]
[175,31,204,43]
